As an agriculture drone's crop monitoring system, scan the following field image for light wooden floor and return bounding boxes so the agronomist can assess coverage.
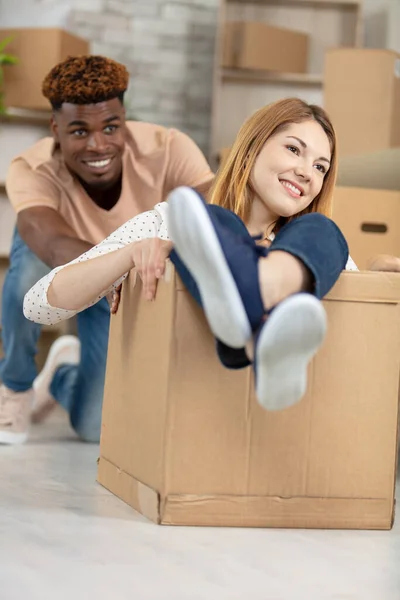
[1,408,400,600]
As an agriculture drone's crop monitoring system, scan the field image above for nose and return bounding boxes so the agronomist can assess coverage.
[294,160,312,182]
[87,131,109,152]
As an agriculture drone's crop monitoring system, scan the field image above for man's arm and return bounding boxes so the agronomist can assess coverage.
[194,177,214,200]
[17,206,93,269]
[165,129,214,199]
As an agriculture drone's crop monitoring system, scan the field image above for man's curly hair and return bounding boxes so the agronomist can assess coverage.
[42,55,129,110]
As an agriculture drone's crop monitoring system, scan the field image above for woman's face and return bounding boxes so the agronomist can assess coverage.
[250,119,332,221]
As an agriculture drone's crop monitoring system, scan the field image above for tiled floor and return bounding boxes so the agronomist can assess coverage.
[1,409,400,600]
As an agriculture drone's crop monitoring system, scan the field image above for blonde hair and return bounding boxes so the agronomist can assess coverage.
[210,98,337,233]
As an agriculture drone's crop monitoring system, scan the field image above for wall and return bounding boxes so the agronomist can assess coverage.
[0,0,218,154]
[0,0,399,155]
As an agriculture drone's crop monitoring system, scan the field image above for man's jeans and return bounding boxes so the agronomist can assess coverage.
[0,228,109,442]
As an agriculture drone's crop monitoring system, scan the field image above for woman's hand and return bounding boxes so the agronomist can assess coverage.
[367,254,400,272]
[130,238,174,300]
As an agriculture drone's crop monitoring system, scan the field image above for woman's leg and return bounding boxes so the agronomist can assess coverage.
[167,187,349,409]
[170,202,253,370]
[262,213,349,305]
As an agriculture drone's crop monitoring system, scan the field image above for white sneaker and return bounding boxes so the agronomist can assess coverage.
[32,335,81,423]
[0,384,32,444]
[255,294,327,411]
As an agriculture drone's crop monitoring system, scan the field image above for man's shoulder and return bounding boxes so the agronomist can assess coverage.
[12,137,58,171]
[125,121,176,158]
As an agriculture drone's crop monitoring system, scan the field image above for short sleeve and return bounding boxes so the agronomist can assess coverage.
[345,255,358,271]
[164,129,214,195]
[6,158,60,213]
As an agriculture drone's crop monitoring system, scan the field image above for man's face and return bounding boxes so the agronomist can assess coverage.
[51,98,127,190]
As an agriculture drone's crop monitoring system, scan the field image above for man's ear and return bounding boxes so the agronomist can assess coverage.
[50,114,59,143]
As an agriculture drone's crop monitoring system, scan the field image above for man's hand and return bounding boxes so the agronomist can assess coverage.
[107,284,122,315]
[130,238,174,300]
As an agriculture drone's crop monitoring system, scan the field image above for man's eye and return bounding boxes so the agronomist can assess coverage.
[104,125,118,134]
[72,129,87,137]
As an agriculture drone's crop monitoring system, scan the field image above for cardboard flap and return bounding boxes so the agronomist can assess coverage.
[326,271,400,303]
[174,262,400,304]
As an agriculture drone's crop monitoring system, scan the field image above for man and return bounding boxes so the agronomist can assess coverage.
[0,55,214,444]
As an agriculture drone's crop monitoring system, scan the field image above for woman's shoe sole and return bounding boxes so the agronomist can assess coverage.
[168,187,251,348]
[255,294,327,411]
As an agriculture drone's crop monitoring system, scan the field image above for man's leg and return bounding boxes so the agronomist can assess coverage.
[0,228,50,443]
[0,228,50,388]
[49,298,110,443]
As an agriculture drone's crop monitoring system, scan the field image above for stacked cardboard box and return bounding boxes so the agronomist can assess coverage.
[223,22,309,74]
[324,49,400,157]
[1,28,89,110]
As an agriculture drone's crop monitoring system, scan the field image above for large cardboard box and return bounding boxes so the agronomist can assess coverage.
[1,28,89,110]
[324,49,400,157]
[333,186,400,270]
[223,22,308,74]
[98,266,400,529]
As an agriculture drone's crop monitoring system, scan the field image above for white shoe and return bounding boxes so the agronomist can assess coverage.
[0,384,32,444]
[255,294,327,411]
[32,335,80,423]
[168,186,252,348]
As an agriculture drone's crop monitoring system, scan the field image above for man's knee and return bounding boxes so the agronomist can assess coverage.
[71,415,101,443]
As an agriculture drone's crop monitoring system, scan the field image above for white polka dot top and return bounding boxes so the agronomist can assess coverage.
[23,202,170,326]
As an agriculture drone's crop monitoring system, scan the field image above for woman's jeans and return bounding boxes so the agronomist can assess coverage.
[170,206,349,369]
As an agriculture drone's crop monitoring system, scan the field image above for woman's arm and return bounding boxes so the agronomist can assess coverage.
[48,244,134,310]
[23,203,170,325]
[367,254,400,272]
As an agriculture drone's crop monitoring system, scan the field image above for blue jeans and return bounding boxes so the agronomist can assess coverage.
[0,228,109,442]
[171,206,348,369]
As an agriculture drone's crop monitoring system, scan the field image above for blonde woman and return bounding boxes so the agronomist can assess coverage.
[24,98,356,416]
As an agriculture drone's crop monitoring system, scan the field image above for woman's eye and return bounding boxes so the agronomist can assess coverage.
[287,145,299,155]
[315,164,327,174]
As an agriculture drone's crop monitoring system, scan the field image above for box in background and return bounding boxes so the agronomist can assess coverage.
[223,22,308,74]
[333,186,400,270]
[337,147,400,192]
[1,28,89,110]
[98,265,400,530]
[324,49,400,157]
[217,147,231,167]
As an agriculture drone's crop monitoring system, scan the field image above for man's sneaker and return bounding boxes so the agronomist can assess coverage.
[32,335,80,423]
[254,294,327,411]
[168,186,266,348]
[0,384,32,444]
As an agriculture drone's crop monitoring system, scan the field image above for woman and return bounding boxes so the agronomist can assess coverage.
[24,98,356,412]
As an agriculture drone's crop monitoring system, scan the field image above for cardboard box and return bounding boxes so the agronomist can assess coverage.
[223,22,308,74]
[324,49,400,157]
[98,265,400,529]
[1,28,89,110]
[217,147,231,167]
[337,147,400,192]
[333,186,400,270]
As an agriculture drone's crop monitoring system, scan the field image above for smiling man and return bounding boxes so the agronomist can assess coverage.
[0,55,214,444]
